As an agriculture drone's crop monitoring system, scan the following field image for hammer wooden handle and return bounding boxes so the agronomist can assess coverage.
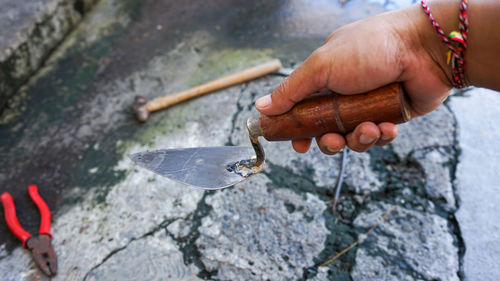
[259,83,411,141]
[146,59,282,113]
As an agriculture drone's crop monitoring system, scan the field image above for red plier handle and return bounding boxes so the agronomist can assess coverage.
[1,185,52,248]
[28,185,52,236]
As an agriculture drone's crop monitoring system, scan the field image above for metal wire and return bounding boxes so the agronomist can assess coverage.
[332,148,348,212]
[270,68,350,210]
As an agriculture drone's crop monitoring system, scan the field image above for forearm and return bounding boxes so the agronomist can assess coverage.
[465,0,500,89]
[414,0,500,90]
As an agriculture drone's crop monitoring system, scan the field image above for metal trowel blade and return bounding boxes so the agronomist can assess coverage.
[130,146,264,190]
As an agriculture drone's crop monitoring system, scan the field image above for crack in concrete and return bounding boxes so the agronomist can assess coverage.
[74,0,100,15]
[167,191,218,280]
[372,120,464,281]
[443,102,466,280]
[263,161,356,280]
[81,218,175,281]
[371,145,458,211]
[404,146,458,210]
[225,82,250,146]
[262,138,463,280]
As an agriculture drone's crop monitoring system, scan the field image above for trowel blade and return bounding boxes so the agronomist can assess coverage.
[130,146,263,190]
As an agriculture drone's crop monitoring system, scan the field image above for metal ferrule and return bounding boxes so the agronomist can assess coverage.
[246,117,265,167]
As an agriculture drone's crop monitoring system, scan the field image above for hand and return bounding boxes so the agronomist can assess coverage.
[256,4,452,154]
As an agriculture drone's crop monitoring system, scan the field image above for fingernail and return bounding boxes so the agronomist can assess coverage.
[359,134,376,145]
[381,135,392,141]
[326,147,342,154]
[255,95,272,109]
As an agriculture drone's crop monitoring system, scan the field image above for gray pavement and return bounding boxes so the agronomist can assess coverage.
[0,0,97,109]
[0,0,499,280]
[449,89,500,281]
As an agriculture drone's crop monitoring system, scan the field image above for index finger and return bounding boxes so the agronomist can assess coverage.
[255,49,330,116]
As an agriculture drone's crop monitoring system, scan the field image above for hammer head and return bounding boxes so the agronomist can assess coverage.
[133,95,149,122]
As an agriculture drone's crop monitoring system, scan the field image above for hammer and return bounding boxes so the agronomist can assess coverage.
[133,59,284,122]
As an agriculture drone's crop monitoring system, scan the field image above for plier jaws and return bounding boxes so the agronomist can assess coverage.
[26,234,58,276]
[1,185,58,276]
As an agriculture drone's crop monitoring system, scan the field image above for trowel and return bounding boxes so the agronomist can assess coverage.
[130,83,411,189]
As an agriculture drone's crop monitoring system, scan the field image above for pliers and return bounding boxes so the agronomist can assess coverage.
[1,185,58,276]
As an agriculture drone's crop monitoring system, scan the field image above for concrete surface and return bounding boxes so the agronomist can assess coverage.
[352,202,459,281]
[85,231,202,281]
[0,0,97,109]
[449,89,500,281]
[196,176,329,281]
[0,0,498,280]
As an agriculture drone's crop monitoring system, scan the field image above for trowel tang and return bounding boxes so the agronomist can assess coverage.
[131,83,411,189]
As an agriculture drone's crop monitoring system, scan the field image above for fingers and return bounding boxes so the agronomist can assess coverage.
[318,122,398,153]
[293,122,398,155]
[292,139,312,153]
[255,49,329,116]
[344,122,399,152]
[345,122,381,152]
[316,134,346,155]
[375,122,398,146]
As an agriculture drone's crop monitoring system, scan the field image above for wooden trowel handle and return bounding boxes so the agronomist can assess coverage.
[259,83,411,141]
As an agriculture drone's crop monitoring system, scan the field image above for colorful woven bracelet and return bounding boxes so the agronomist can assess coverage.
[421,0,469,88]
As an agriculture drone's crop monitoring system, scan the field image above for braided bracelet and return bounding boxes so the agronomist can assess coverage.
[421,0,469,88]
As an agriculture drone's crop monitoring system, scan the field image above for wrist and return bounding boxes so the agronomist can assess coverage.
[380,3,455,87]
[411,0,500,89]
[413,1,461,87]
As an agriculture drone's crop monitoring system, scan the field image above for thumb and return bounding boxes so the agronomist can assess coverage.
[255,50,329,115]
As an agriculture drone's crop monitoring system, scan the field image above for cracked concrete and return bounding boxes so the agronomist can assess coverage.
[196,176,329,281]
[85,231,201,281]
[0,0,499,280]
[410,147,456,212]
[449,88,500,281]
[392,105,456,159]
[352,202,459,281]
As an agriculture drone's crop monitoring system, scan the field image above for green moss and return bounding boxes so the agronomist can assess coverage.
[186,48,274,87]
[112,104,198,187]
[0,0,149,209]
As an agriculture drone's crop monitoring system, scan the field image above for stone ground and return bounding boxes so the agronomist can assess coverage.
[0,0,98,109]
[0,0,499,280]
